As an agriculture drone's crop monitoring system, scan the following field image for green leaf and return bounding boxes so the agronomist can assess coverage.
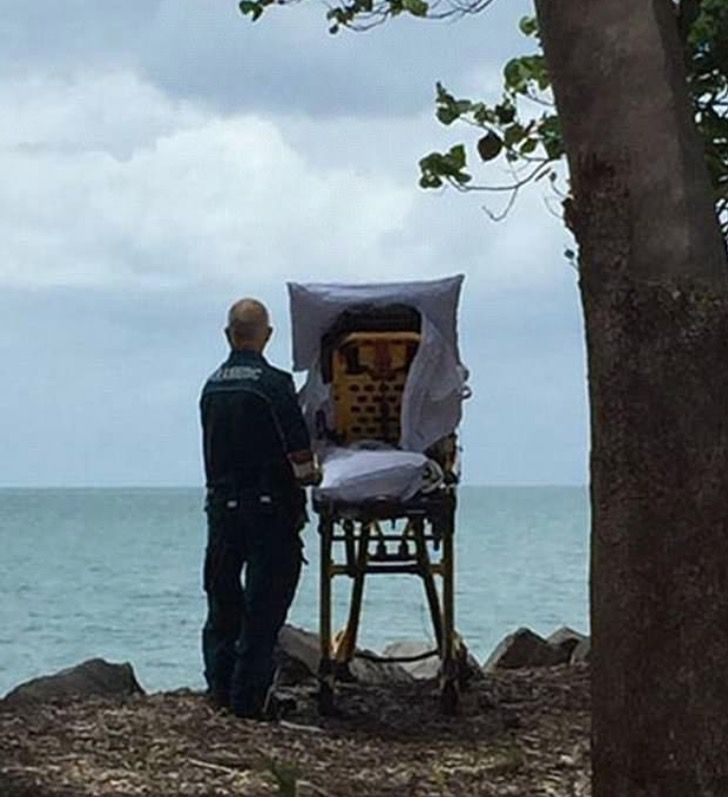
[449,144,466,170]
[472,103,495,125]
[536,67,551,91]
[434,85,470,126]
[504,58,524,90]
[503,55,549,95]
[543,139,564,160]
[402,0,429,17]
[435,82,452,103]
[477,132,503,162]
[239,0,264,20]
[419,174,443,189]
[538,115,564,160]
[538,115,560,135]
[518,15,538,37]
[419,147,470,187]
[436,105,460,126]
[503,123,526,148]
[495,103,516,124]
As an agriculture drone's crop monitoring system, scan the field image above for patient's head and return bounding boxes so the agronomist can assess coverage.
[225,298,272,353]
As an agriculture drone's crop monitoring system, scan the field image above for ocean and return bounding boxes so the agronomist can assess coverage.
[0,486,588,697]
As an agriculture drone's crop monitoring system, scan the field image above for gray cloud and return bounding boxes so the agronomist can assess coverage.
[2,0,534,116]
[1,1,153,71]
[0,70,569,293]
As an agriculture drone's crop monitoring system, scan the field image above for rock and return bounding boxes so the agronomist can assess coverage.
[2,658,144,706]
[382,640,441,680]
[570,637,591,665]
[483,628,562,672]
[547,627,588,665]
[483,627,590,672]
[275,625,321,686]
[381,640,484,682]
[275,625,413,686]
[348,649,414,685]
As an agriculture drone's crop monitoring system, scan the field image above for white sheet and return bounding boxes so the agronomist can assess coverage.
[314,447,442,503]
[287,276,468,453]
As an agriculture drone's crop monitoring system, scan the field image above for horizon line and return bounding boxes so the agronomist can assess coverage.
[0,482,588,490]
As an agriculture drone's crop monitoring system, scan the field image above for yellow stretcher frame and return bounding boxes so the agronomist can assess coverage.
[314,325,467,714]
[314,486,467,715]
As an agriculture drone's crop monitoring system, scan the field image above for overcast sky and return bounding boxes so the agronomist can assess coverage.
[0,0,588,487]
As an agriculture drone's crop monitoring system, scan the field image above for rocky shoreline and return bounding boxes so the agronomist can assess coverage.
[0,626,591,796]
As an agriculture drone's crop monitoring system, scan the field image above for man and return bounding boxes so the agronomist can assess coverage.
[200,298,316,718]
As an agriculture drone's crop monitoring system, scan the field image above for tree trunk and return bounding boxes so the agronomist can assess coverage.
[534,1,728,795]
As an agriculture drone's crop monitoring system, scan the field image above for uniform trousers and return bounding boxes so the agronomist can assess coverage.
[202,494,302,717]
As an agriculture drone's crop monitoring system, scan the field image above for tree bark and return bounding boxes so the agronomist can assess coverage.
[535,1,728,795]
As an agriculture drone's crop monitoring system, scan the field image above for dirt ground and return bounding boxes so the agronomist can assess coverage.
[0,665,590,797]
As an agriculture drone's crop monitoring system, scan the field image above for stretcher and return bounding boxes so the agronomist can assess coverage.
[288,276,470,713]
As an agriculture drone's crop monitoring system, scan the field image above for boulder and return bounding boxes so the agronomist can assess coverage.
[275,625,320,684]
[547,627,588,665]
[381,640,484,682]
[570,637,591,665]
[2,658,144,706]
[275,625,413,686]
[483,628,563,672]
[348,649,414,685]
[381,640,441,680]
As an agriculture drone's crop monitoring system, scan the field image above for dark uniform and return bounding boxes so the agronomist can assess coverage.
[200,348,310,717]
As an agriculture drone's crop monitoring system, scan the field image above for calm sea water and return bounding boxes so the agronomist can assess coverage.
[0,487,588,696]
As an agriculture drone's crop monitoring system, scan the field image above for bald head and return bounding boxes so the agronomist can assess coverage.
[225,298,272,352]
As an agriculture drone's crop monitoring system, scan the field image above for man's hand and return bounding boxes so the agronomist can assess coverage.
[288,450,322,486]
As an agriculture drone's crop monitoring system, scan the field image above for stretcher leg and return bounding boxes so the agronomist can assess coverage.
[440,523,459,715]
[413,519,444,650]
[318,514,335,715]
[334,522,371,671]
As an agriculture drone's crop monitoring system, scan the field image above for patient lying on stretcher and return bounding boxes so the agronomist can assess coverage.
[307,308,459,503]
